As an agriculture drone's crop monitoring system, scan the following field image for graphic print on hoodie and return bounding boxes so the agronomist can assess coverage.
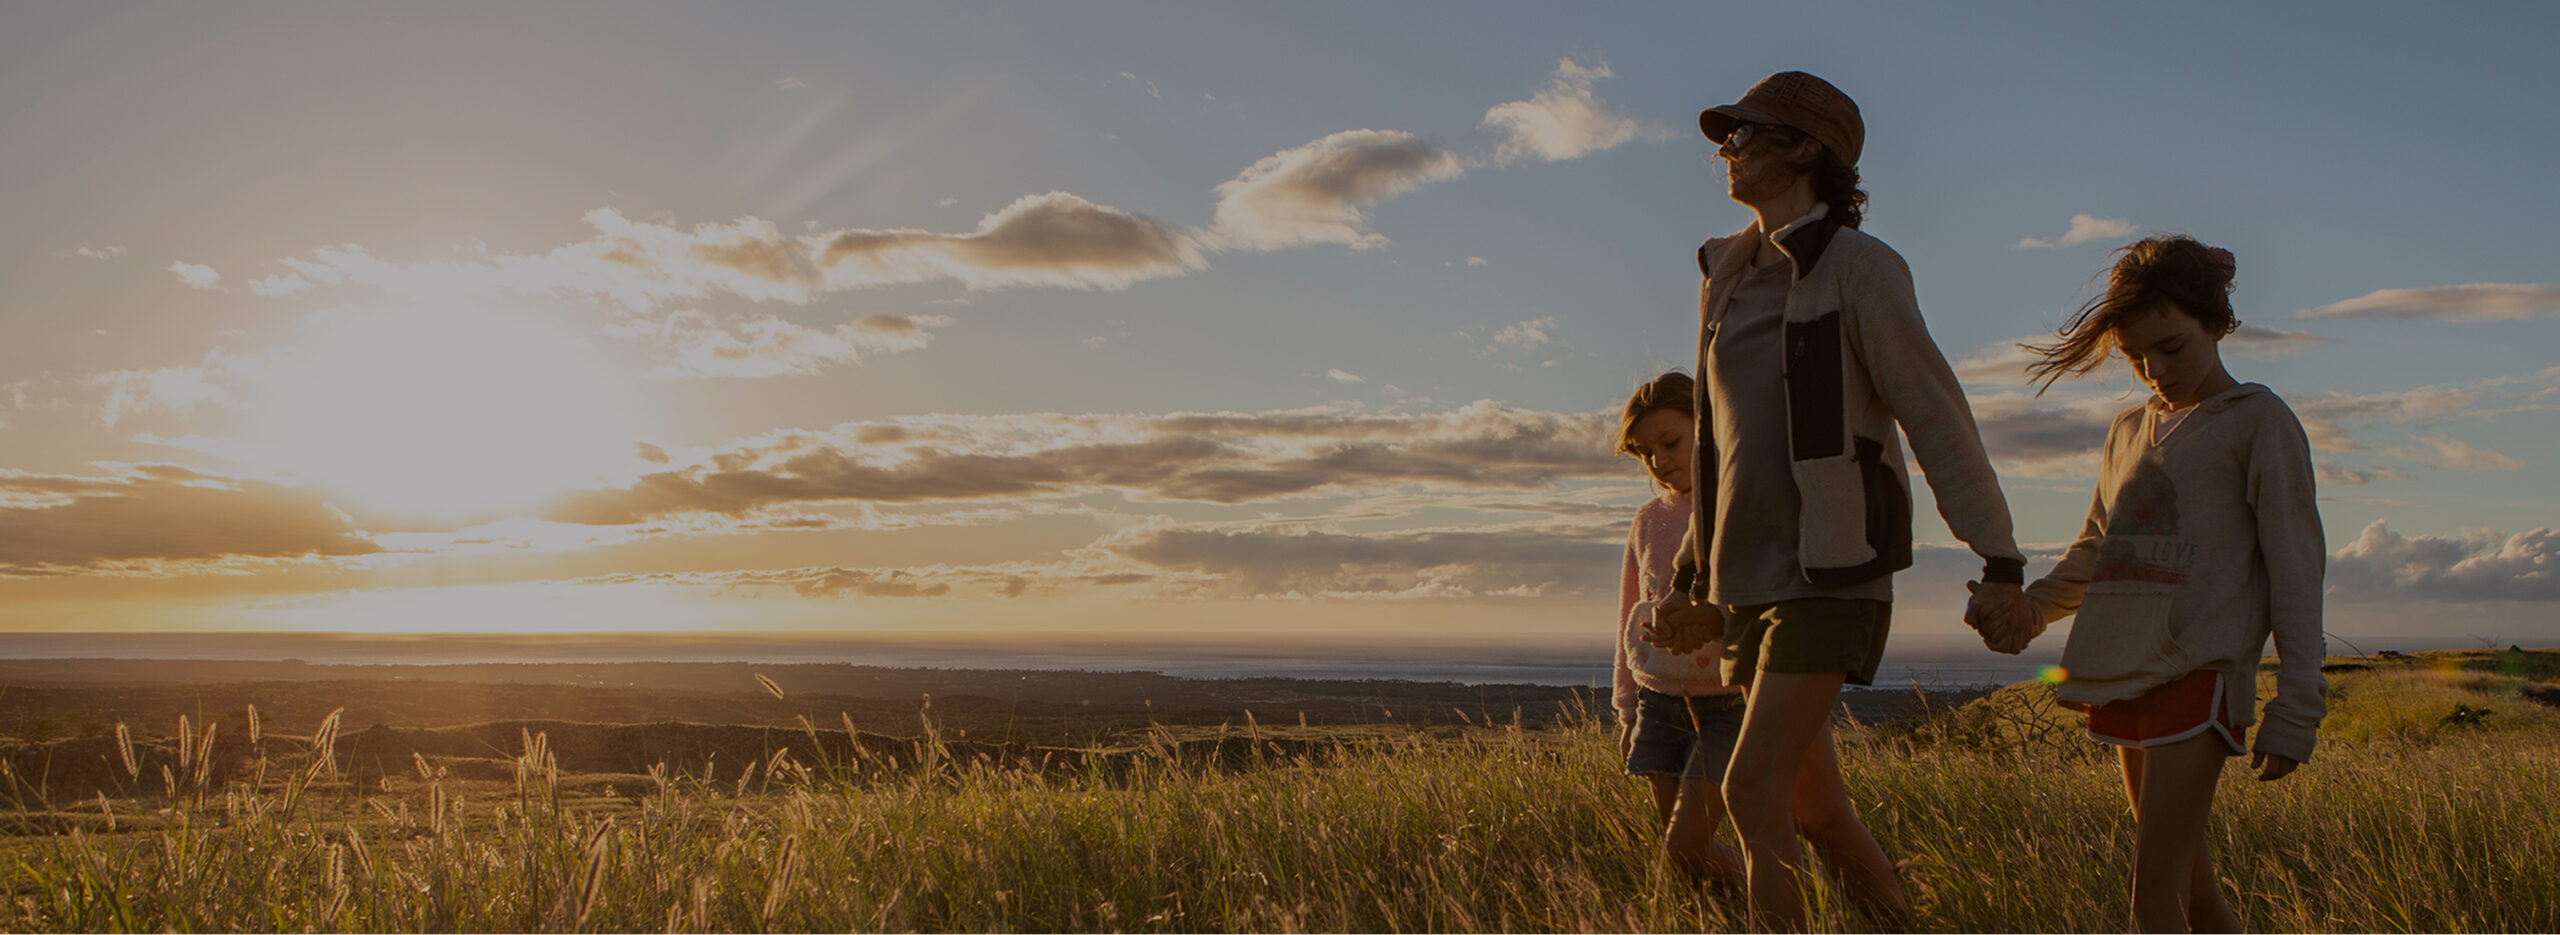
[2091,462,2194,587]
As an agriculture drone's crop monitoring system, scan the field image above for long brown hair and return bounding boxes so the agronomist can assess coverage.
[1617,371,1695,457]
[1807,147,1866,229]
[1755,127,1868,229]
[2025,235,2238,393]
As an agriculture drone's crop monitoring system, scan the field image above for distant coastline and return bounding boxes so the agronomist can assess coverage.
[0,630,2531,692]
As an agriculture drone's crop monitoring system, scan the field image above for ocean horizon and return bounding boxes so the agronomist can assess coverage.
[0,630,2528,692]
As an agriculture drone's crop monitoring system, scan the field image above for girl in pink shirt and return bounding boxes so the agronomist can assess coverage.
[1612,371,1745,887]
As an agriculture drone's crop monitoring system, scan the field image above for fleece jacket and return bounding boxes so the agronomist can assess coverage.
[1675,204,2026,597]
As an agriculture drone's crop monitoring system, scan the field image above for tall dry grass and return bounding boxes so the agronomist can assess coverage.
[4,659,2556,932]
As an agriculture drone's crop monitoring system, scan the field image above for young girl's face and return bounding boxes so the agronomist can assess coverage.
[1624,408,1695,494]
[2115,304,2233,409]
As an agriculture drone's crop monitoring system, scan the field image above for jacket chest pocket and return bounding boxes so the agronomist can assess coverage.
[1795,435,1913,587]
[1783,311,1845,459]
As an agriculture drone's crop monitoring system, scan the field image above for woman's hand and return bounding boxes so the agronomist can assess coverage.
[1616,718,1635,760]
[1964,580,2037,654]
[2250,751,2300,781]
[1644,593,1725,655]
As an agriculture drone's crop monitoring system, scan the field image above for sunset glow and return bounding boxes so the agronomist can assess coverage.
[245,302,652,523]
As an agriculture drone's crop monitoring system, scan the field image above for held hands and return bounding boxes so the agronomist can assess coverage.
[1964,580,2039,655]
[2249,751,2300,781]
[1643,591,1725,656]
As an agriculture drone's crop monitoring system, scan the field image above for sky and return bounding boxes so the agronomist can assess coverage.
[4,1,2557,660]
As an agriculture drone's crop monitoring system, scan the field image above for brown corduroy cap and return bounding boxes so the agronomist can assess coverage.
[1699,71,1864,167]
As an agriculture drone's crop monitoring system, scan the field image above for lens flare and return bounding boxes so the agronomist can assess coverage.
[2038,665,2069,684]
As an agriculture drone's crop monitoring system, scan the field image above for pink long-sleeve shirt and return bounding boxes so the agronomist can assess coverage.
[1615,490,1739,725]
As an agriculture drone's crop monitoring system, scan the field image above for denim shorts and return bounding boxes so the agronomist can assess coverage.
[1626,687,1745,779]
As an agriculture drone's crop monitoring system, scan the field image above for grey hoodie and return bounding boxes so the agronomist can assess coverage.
[2025,383,2328,763]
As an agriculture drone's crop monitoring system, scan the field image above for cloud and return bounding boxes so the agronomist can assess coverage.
[0,464,380,574]
[1490,316,1559,350]
[1465,256,1487,267]
[776,77,806,90]
[257,200,1201,315]
[249,272,315,296]
[261,219,818,312]
[1965,393,2123,478]
[2328,520,2560,602]
[168,261,221,289]
[240,79,1557,311]
[1953,337,2046,385]
[85,347,275,427]
[1117,71,1162,99]
[1326,369,1365,384]
[2382,435,2524,471]
[540,400,1618,526]
[578,561,1179,600]
[819,190,1206,291]
[75,245,126,261]
[1098,518,1620,598]
[2223,324,2331,357]
[2058,214,2137,246]
[2293,386,2477,452]
[2295,283,2560,321]
[1480,58,1665,165]
[605,311,955,379]
[2015,214,2137,250]
[2316,462,2408,487]
[1207,129,1465,251]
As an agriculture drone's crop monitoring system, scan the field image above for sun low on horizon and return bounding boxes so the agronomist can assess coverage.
[3,2,2557,651]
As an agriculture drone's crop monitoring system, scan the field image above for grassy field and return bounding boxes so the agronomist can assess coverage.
[2,649,2556,932]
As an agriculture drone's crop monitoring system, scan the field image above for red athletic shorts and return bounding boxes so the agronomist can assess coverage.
[2085,669,2245,755]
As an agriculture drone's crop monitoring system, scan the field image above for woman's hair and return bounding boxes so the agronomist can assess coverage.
[1754,126,1868,229]
[2025,235,2240,393]
[1617,370,1695,456]
[1805,146,1866,229]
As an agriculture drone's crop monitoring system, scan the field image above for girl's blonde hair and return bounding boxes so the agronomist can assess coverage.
[2026,235,2239,393]
[1617,371,1695,456]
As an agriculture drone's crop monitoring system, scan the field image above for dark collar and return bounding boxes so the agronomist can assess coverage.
[1770,210,1843,281]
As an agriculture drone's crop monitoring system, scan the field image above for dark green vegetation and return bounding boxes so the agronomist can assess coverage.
[0,649,2552,932]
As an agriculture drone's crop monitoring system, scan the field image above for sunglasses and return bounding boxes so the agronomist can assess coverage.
[1720,122,1802,155]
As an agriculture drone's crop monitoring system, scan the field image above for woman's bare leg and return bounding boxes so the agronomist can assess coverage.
[1790,720,1909,927]
[1721,671,1846,931]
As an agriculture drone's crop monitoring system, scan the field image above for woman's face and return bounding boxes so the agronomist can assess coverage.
[2115,304,2229,408]
[1717,124,1815,205]
[1625,407,1695,494]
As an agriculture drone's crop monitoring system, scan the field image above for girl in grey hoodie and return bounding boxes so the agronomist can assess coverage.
[1990,235,2326,933]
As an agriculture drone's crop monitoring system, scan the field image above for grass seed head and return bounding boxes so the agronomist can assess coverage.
[114,722,137,778]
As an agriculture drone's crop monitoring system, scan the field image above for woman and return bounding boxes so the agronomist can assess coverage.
[1646,71,2033,930]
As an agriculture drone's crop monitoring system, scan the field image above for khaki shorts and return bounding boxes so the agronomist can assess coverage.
[1720,599,1893,687]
